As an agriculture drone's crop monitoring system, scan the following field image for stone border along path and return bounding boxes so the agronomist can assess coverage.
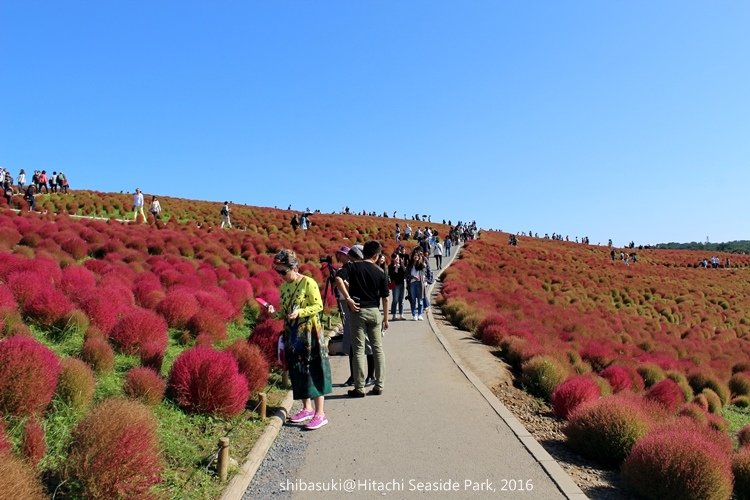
[237,241,585,500]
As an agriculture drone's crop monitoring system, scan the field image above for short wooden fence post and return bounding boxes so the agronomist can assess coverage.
[218,437,230,482]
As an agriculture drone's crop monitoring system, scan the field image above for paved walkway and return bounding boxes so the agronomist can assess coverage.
[269,244,575,499]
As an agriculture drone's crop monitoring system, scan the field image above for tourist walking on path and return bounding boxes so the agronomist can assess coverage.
[132,188,146,223]
[25,184,37,211]
[16,169,25,191]
[220,201,232,228]
[338,245,375,387]
[149,196,162,221]
[38,170,49,194]
[406,249,427,320]
[336,240,389,397]
[388,252,406,320]
[267,249,331,430]
[433,236,444,269]
[444,235,452,256]
[58,172,69,193]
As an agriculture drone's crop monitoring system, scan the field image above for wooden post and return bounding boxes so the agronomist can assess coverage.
[218,437,229,482]
[282,370,290,388]
[259,392,267,420]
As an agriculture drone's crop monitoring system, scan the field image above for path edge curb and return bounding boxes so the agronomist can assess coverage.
[219,390,294,500]
[426,246,587,500]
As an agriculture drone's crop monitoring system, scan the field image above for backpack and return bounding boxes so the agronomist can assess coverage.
[424,266,435,285]
[220,207,228,216]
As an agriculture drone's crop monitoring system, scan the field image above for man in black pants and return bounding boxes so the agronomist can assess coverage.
[336,240,389,397]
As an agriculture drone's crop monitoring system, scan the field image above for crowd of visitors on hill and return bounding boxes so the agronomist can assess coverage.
[0,167,72,211]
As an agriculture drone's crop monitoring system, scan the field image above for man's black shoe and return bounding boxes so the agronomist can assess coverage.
[347,389,366,398]
[368,387,383,396]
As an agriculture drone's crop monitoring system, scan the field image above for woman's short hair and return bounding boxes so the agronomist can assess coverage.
[273,249,299,268]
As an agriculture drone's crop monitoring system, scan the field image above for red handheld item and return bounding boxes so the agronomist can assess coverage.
[255,297,269,308]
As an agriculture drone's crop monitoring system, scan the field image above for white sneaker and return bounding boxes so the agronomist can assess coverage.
[392,315,397,321]
[399,314,405,320]
[413,316,418,321]
[418,315,424,321]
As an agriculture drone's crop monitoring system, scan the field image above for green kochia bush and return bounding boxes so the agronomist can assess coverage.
[56,357,96,411]
[563,395,652,465]
[622,429,733,500]
[521,355,568,400]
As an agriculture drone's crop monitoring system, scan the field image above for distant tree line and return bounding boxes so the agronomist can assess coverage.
[654,241,750,254]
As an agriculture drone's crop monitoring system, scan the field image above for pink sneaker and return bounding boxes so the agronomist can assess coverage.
[289,408,314,423]
[305,413,328,430]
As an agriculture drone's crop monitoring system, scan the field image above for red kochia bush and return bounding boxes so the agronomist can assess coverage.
[22,418,45,467]
[248,317,285,366]
[644,378,685,412]
[24,287,74,327]
[124,367,166,406]
[551,375,601,419]
[156,290,199,329]
[109,307,168,357]
[226,340,270,395]
[622,429,733,500]
[0,450,46,499]
[0,336,60,416]
[167,346,249,417]
[600,365,644,393]
[222,279,254,314]
[187,310,227,343]
[67,399,162,498]
[81,336,115,373]
[580,341,615,371]
[60,265,97,299]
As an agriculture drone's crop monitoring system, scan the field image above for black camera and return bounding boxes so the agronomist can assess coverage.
[320,255,333,264]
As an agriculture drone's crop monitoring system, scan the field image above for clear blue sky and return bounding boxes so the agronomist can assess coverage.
[2,1,748,246]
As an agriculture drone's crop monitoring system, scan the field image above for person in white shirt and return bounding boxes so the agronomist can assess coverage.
[133,188,146,223]
[433,237,444,269]
[17,170,26,190]
[149,196,162,221]
[220,202,232,228]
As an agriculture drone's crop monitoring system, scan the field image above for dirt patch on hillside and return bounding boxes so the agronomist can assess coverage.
[431,307,630,499]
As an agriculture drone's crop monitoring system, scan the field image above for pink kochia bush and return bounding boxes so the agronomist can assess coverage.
[600,365,644,393]
[24,288,74,327]
[248,318,285,366]
[622,429,733,500]
[644,378,685,412]
[109,307,168,358]
[167,346,249,417]
[155,290,199,329]
[551,375,601,419]
[66,399,162,498]
[0,336,61,416]
[226,340,270,395]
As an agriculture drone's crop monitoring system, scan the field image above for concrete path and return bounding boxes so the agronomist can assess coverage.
[273,244,572,500]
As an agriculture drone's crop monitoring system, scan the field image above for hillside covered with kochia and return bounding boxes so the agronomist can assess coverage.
[438,231,750,499]
[0,190,448,498]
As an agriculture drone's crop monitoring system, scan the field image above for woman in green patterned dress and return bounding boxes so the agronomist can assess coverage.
[268,249,332,430]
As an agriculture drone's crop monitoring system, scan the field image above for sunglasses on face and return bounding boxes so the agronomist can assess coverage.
[275,267,290,276]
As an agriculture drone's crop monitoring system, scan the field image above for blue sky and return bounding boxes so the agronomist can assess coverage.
[1,1,748,246]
